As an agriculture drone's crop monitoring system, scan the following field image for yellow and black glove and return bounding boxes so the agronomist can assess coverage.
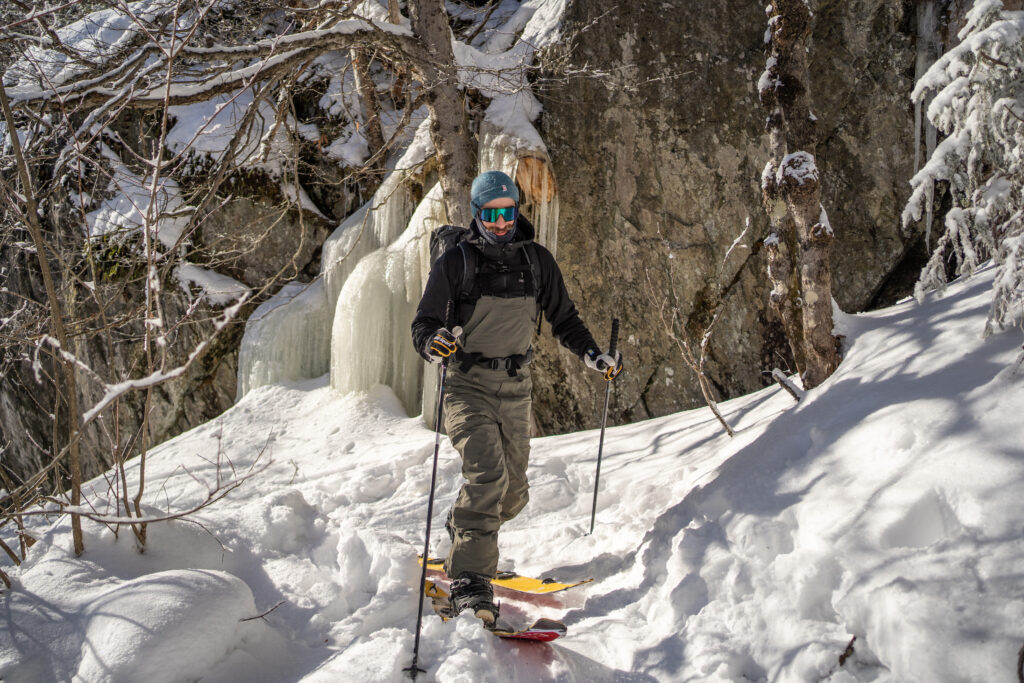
[427,327,460,363]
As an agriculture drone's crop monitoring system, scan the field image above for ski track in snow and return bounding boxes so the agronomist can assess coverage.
[2,269,1024,682]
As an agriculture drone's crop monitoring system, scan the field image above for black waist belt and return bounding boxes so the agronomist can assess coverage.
[455,348,534,377]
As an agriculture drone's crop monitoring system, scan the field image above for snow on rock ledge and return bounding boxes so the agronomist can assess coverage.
[75,569,255,683]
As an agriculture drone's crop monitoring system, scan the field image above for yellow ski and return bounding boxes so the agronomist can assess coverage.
[419,557,593,595]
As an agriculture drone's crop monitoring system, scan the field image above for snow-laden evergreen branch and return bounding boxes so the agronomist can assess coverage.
[905,0,1024,335]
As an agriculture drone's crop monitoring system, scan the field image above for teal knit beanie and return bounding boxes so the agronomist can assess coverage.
[470,171,520,216]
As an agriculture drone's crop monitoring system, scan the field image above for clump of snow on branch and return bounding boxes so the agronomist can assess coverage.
[904,0,1024,335]
[175,264,249,305]
[5,0,173,94]
[818,204,833,236]
[778,151,819,186]
[758,56,782,99]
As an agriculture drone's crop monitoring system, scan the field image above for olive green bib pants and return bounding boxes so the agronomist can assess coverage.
[443,295,536,579]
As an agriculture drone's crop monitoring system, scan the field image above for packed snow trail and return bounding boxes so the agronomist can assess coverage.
[2,266,1023,682]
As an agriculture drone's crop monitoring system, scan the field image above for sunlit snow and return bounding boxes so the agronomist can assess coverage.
[3,265,1022,682]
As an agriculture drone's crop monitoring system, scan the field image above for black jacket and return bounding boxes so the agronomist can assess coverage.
[411,216,597,361]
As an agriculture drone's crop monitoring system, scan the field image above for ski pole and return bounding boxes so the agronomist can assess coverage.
[406,302,458,680]
[587,318,619,536]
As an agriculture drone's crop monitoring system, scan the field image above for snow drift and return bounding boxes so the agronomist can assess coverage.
[2,267,1022,681]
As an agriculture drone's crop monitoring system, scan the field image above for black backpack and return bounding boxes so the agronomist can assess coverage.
[429,224,543,327]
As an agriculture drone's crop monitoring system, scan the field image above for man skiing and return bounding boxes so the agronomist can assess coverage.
[411,170,622,625]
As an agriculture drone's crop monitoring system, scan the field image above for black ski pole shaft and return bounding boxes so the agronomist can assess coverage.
[406,302,456,680]
[588,318,619,536]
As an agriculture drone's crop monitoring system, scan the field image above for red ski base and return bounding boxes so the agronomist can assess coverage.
[424,580,567,641]
[487,617,566,642]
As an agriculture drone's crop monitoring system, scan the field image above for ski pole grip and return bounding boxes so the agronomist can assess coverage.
[440,300,457,368]
[608,318,619,356]
[444,300,455,329]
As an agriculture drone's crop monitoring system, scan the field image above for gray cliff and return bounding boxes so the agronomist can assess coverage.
[531,0,924,434]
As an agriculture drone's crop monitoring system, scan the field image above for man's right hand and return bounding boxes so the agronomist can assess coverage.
[427,327,460,363]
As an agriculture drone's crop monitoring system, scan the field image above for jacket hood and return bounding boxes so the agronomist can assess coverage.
[467,215,537,259]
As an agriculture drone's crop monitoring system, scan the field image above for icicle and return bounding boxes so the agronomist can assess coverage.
[322,119,435,311]
[915,0,944,248]
[477,121,559,256]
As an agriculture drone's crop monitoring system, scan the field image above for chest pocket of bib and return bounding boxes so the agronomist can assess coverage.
[461,296,537,358]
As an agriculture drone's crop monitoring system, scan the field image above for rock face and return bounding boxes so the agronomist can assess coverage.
[531,0,919,433]
[1,0,927,481]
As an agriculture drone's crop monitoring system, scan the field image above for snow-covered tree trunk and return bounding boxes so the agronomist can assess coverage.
[409,0,475,226]
[764,225,806,374]
[759,0,838,389]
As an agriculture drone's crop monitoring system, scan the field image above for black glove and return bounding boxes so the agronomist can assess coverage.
[426,327,460,363]
[584,348,623,381]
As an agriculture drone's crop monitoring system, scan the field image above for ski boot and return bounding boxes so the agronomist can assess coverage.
[448,571,499,626]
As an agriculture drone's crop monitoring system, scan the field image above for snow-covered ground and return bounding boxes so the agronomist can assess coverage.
[2,266,1022,682]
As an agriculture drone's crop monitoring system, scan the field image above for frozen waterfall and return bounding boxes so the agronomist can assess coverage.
[236,120,435,399]
[329,183,444,415]
[237,116,559,419]
[235,281,331,399]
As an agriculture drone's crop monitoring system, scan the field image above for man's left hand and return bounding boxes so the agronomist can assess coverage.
[585,349,623,381]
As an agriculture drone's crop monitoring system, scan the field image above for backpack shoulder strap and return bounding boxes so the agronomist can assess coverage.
[523,242,544,333]
[523,243,543,298]
[457,241,478,302]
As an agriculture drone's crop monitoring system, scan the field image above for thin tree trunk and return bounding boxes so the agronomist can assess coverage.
[784,161,836,388]
[760,0,838,389]
[387,0,408,106]
[764,215,806,377]
[408,0,476,226]
[0,85,85,555]
[351,48,386,178]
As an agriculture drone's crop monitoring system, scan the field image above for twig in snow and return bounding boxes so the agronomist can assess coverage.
[241,600,286,622]
[0,536,21,567]
[839,636,856,667]
[644,269,735,438]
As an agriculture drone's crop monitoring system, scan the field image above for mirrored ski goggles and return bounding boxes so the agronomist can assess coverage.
[478,206,518,223]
